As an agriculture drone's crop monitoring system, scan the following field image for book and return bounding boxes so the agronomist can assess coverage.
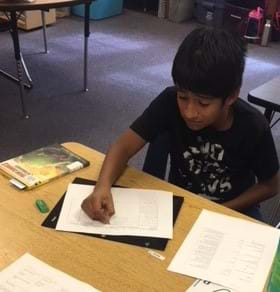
[0,144,89,189]
[267,240,280,292]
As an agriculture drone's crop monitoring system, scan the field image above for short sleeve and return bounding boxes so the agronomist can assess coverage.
[251,125,279,181]
[130,87,177,142]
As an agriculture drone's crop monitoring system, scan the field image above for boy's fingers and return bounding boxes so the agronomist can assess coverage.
[81,193,115,224]
[81,198,96,220]
[104,198,115,217]
[81,201,108,223]
[92,209,110,224]
[81,196,113,224]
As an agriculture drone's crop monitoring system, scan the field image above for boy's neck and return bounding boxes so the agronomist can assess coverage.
[212,106,234,131]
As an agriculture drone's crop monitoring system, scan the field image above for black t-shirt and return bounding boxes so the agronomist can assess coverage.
[130,86,279,203]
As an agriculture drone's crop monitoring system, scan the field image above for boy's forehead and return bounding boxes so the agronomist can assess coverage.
[177,89,217,100]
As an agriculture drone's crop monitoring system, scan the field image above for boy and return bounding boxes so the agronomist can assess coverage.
[82,27,279,223]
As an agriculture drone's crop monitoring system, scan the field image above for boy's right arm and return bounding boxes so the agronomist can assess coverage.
[81,129,147,223]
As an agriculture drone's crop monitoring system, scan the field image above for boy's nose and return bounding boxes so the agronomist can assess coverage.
[184,102,199,120]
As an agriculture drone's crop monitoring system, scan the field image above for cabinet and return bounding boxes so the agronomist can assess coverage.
[0,9,56,30]
[18,9,56,30]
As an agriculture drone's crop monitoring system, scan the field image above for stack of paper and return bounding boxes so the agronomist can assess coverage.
[0,253,99,292]
[186,279,238,292]
[168,209,280,292]
[56,183,173,239]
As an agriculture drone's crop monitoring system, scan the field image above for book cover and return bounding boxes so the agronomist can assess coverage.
[267,240,280,292]
[0,144,89,189]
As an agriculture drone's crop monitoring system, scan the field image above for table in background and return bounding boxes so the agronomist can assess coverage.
[0,0,92,118]
[248,76,280,127]
[0,142,254,291]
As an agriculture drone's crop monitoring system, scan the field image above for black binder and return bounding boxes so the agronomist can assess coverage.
[42,177,184,250]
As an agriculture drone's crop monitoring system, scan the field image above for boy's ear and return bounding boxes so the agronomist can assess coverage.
[224,89,240,107]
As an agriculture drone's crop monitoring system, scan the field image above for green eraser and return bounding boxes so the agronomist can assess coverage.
[35,199,49,213]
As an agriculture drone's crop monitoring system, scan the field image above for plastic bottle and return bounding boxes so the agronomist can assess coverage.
[261,19,272,46]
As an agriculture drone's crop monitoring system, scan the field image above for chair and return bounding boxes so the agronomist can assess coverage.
[142,132,170,180]
[0,11,48,118]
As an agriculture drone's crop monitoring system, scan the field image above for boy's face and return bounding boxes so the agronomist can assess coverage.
[177,90,235,131]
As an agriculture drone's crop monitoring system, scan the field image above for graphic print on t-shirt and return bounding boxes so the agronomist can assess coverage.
[179,136,232,201]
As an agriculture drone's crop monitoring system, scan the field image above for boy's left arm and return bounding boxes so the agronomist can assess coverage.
[222,173,279,211]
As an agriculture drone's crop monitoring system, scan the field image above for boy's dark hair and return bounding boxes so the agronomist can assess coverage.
[172,27,247,100]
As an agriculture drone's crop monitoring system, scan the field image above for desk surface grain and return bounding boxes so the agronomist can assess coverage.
[0,142,252,291]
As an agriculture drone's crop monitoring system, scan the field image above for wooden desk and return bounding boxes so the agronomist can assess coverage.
[248,76,280,126]
[0,142,252,291]
[0,0,92,118]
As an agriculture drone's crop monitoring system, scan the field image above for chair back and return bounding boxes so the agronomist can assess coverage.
[142,132,170,180]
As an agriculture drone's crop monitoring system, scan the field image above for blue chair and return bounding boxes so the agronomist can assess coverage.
[142,132,170,180]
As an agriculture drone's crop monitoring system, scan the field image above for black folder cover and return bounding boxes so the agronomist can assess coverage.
[42,177,184,250]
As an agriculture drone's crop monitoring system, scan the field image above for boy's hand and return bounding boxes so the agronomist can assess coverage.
[81,187,115,224]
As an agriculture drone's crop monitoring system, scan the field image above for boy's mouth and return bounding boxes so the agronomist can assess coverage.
[185,120,204,129]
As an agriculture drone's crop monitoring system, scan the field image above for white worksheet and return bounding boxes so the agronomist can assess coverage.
[168,209,280,292]
[0,253,99,292]
[186,279,238,292]
[56,183,173,238]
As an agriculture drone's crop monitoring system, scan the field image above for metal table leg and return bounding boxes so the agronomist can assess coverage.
[143,0,148,12]
[264,108,273,124]
[20,52,33,87]
[0,66,32,89]
[41,10,49,54]
[83,1,90,92]
[10,11,30,119]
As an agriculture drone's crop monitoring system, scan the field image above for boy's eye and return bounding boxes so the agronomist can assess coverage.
[199,101,210,106]
[178,95,187,100]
